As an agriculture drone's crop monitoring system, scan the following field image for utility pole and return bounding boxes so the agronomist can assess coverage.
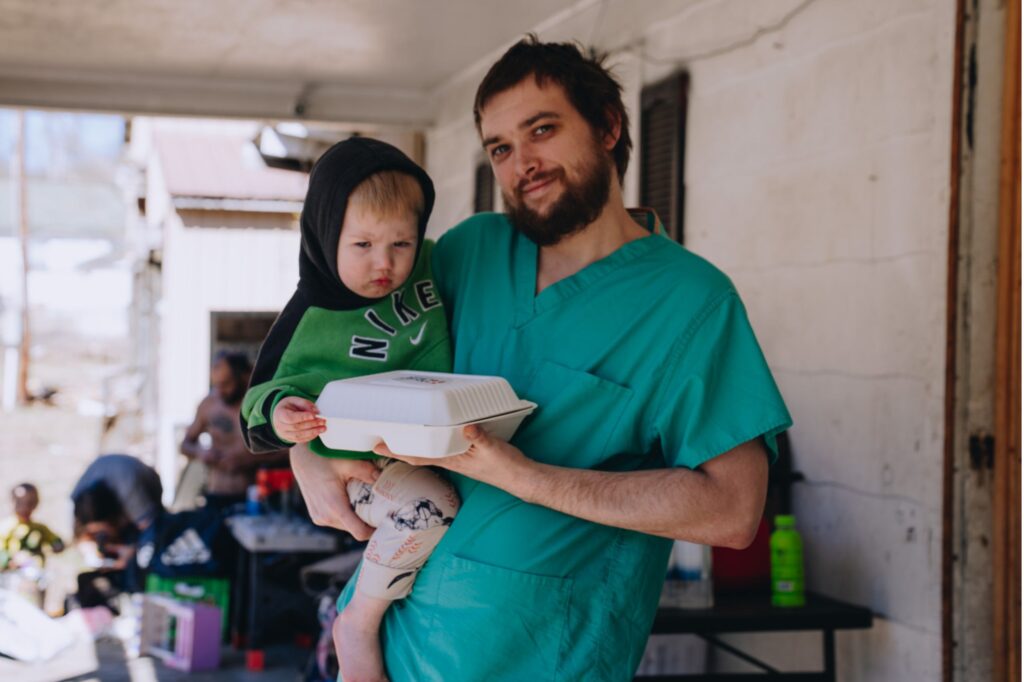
[14,110,30,405]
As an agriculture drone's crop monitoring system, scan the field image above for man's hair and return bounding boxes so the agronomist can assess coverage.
[212,350,252,379]
[473,34,632,182]
[72,481,124,529]
[349,170,425,222]
[11,483,37,500]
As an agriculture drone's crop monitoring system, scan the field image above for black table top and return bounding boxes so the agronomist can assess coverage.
[652,591,874,635]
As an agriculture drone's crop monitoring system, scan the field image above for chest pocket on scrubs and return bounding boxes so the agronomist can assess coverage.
[516,360,634,468]
[427,554,573,681]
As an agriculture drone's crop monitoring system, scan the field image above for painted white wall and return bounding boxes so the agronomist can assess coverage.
[155,217,299,501]
[423,0,957,678]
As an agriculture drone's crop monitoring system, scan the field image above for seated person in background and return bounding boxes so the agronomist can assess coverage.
[0,483,65,570]
[72,454,163,539]
[70,454,163,612]
[181,351,288,510]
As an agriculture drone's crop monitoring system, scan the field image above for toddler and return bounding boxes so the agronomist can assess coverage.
[0,483,64,570]
[243,137,458,682]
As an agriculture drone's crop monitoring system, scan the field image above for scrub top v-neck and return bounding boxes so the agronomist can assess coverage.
[510,222,669,327]
[339,211,792,682]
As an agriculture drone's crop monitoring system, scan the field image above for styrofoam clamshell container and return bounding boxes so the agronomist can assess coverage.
[316,371,537,458]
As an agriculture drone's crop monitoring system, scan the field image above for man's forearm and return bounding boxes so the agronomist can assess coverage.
[503,463,746,547]
[378,430,769,550]
[494,441,769,549]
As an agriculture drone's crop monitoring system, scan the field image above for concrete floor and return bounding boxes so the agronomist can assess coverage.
[0,638,309,682]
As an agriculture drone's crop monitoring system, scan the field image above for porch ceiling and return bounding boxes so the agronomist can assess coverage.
[0,0,582,126]
[0,0,697,126]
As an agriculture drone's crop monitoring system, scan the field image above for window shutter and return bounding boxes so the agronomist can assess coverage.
[473,157,495,213]
[640,72,688,243]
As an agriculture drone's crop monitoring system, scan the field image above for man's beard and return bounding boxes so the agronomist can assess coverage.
[504,144,612,247]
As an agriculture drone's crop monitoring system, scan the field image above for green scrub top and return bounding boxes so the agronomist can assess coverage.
[337,211,792,681]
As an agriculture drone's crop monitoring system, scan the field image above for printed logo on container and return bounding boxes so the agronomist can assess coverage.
[394,375,447,385]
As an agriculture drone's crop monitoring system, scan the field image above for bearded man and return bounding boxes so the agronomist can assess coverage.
[291,36,792,681]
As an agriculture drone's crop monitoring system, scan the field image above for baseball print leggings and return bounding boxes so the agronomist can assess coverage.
[346,458,460,600]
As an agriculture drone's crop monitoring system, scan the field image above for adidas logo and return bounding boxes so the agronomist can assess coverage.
[160,529,212,567]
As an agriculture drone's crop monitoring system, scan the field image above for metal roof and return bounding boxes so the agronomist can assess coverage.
[155,132,308,202]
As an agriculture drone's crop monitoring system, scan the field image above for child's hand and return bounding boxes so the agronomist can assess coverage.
[107,543,135,570]
[273,396,326,444]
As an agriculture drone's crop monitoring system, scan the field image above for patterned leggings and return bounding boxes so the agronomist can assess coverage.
[346,458,460,600]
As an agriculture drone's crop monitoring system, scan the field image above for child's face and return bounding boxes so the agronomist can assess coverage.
[337,205,418,298]
[13,489,38,522]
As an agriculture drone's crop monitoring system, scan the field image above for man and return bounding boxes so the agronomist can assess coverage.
[182,352,287,508]
[292,36,792,681]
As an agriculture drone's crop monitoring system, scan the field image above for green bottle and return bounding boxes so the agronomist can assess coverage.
[770,514,806,607]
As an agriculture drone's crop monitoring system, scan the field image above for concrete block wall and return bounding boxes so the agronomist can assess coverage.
[668,2,954,678]
[423,0,957,679]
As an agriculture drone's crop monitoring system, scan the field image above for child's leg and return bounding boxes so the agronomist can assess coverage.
[333,589,390,682]
[336,459,459,681]
[350,459,459,598]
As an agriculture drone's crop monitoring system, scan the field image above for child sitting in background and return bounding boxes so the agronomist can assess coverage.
[0,483,65,570]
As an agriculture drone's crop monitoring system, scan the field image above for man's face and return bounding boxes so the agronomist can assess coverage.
[479,78,615,246]
[336,206,419,298]
[211,360,245,405]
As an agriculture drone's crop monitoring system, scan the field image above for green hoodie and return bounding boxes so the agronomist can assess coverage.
[241,137,452,458]
[241,243,451,458]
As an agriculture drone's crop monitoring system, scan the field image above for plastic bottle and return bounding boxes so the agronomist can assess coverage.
[660,540,713,608]
[770,514,805,607]
[245,484,263,516]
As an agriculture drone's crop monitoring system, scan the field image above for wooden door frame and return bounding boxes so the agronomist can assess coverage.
[943,2,967,678]
[944,1,1020,679]
[992,0,1021,679]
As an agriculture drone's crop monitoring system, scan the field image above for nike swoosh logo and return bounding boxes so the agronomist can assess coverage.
[410,322,427,345]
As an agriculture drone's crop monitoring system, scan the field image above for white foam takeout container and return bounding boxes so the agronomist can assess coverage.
[315,370,537,458]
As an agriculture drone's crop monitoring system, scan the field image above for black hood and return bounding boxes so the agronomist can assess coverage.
[297,136,435,310]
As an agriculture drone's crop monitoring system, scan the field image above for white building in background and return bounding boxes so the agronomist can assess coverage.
[126,118,307,502]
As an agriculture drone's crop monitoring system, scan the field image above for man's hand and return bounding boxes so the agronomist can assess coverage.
[273,397,326,444]
[289,445,379,540]
[372,424,532,490]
